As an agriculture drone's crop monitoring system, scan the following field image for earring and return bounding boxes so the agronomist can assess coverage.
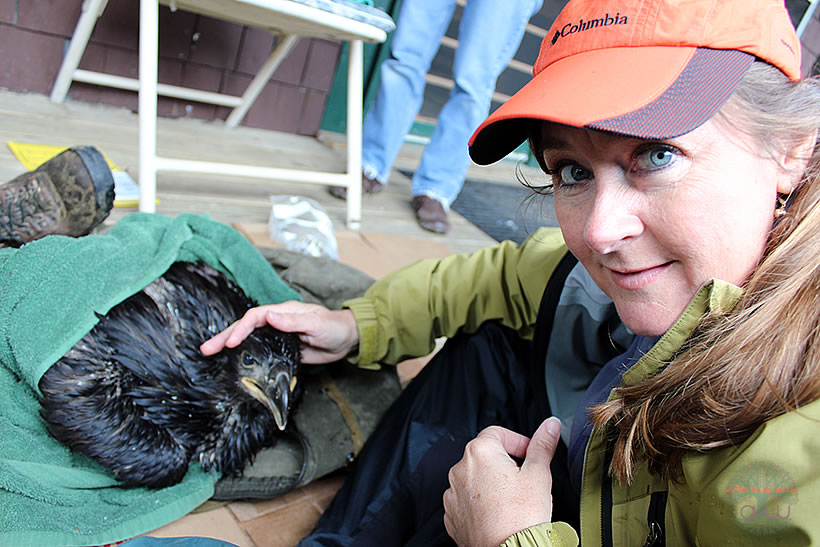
[775,190,793,218]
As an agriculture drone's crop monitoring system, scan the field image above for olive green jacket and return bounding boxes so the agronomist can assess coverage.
[342,227,820,546]
[344,228,566,368]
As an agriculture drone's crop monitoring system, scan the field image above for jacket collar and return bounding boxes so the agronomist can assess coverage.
[622,279,742,386]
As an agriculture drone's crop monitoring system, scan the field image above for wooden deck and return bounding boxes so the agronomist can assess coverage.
[0,88,542,546]
[0,90,542,255]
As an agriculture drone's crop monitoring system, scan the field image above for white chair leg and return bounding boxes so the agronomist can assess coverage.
[138,0,159,213]
[50,0,109,103]
[345,39,364,230]
[225,34,300,128]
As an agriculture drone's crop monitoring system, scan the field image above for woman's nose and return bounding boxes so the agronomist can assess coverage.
[582,184,644,254]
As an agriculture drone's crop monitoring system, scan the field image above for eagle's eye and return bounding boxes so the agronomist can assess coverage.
[241,352,256,368]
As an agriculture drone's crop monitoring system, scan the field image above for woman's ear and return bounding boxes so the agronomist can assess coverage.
[777,129,818,194]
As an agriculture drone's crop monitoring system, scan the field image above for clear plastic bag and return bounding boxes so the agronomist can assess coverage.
[268,195,339,260]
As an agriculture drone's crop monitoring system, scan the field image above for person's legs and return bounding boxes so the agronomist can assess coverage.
[299,321,575,546]
[411,0,542,208]
[360,0,457,186]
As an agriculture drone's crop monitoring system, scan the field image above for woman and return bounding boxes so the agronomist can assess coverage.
[202,0,820,544]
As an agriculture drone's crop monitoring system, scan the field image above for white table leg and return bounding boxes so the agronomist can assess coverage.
[138,0,159,213]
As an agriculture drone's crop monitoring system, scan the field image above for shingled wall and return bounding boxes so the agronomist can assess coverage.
[0,0,342,135]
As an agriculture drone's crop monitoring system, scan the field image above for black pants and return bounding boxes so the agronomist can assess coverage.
[299,322,579,546]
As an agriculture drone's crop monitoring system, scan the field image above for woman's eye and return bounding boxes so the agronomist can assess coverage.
[557,163,591,185]
[634,145,677,171]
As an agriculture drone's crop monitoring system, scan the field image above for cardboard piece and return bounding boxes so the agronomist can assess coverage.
[233,222,453,279]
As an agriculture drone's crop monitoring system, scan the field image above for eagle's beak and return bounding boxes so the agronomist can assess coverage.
[241,375,292,431]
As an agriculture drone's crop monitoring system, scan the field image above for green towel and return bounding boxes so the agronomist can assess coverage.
[0,212,301,546]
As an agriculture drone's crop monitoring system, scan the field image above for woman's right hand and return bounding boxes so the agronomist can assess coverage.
[200,300,359,364]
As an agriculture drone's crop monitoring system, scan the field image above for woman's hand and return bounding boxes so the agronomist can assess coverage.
[443,417,562,547]
[200,301,359,364]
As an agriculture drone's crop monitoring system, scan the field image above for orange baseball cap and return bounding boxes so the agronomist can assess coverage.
[468,0,802,165]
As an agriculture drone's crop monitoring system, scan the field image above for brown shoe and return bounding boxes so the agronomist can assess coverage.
[0,146,115,246]
[411,195,450,234]
[328,172,385,200]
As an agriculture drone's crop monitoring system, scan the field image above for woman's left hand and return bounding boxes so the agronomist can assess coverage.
[443,417,562,547]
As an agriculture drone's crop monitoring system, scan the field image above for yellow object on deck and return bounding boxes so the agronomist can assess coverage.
[7,141,140,207]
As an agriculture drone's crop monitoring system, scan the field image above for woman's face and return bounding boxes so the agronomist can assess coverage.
[541,119,796,336]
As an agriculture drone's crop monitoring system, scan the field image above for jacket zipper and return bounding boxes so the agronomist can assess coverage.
[601,436,615,547]
[643,491,668,547]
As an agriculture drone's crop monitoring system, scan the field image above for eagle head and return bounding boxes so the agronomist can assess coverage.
[229,325,301,431]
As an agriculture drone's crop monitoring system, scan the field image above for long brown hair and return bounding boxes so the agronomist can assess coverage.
[585,63,820,483]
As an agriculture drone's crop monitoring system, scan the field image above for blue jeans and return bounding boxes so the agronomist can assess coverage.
[361,0,542,208]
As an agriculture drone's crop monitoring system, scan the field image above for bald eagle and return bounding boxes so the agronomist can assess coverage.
[39,261,301,488]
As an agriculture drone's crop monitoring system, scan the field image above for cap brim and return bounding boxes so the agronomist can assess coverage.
[469,46,754,165]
